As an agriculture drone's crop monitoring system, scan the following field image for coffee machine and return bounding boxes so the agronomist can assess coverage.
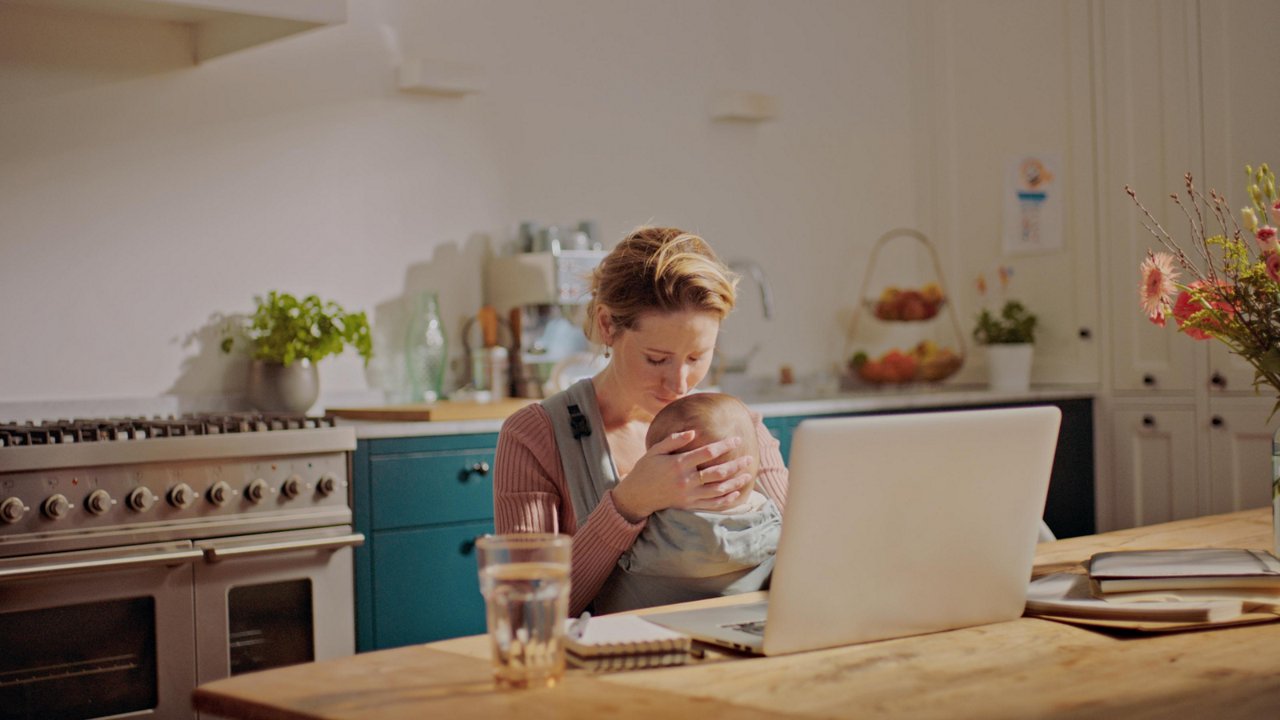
[484,247,608,398]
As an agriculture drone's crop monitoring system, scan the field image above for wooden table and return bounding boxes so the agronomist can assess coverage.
[194,508,1280,719]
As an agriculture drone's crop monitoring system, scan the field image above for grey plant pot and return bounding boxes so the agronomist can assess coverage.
[246,359,320,414]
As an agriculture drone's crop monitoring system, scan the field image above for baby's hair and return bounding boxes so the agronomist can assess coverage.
[645,393,757,456]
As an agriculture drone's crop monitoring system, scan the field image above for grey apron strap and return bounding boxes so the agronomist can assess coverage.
[541,378,618,525]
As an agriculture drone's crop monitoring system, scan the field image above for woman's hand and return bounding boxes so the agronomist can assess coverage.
[610,431,756,522]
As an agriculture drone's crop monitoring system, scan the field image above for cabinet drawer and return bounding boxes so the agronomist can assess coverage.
[371,450,495,529]
[372,520,493,647]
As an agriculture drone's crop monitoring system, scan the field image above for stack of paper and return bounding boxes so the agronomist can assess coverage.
[1026,548,1280,631]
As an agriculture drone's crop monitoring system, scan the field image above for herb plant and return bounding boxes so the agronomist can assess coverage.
[221,291,373,367]
[972,300,1038,345]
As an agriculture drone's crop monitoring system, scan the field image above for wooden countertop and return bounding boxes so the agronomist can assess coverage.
[193,508,1276,720]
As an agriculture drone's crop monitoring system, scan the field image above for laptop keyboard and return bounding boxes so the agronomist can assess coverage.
[726,620,767,637]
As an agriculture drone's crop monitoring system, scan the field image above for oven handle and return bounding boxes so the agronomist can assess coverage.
[201,532,365,562]
[0,547,204,582]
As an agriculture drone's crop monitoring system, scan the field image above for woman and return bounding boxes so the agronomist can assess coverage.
[494,226,789,615]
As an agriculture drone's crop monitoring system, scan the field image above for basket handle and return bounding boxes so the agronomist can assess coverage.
[846,228,967,362]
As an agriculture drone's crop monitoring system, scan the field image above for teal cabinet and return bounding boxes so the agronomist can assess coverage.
[353,433,498,651]
[762,415,801,462]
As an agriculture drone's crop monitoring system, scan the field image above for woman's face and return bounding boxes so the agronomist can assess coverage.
[604,309,720,416]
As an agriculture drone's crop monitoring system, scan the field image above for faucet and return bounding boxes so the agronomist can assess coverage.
[728,259,775,320]
[712,259,775,386]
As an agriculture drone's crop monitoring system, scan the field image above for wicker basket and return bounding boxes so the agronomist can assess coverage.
[845,229,966,386]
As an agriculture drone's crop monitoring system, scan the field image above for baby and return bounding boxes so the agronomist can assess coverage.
[603,392,783,610]
[644,392,768,514]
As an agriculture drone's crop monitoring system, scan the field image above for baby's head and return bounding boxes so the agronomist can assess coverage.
[645,392,760,501]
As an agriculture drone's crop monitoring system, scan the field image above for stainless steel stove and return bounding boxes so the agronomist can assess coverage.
[0,413,361,720]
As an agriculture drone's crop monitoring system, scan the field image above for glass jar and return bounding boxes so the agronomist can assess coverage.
[404,292,448,403]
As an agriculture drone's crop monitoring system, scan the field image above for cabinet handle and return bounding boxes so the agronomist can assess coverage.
[1211,415,1224,428]
[459,538,476,556]
[1141,415,1156,428]
[1078,327,1092,340]
[1210,372,1227,389]
[1142,374,1156,387]
[459,461,491,483]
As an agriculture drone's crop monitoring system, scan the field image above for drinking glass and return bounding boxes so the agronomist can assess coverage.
[475,533,572,688]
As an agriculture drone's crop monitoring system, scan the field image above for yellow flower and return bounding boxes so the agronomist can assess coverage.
[1243,207,1259,231]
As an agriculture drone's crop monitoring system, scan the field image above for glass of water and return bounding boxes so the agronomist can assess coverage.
[475,533,572,688]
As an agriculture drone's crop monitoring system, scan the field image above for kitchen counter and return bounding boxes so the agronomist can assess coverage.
[194,508,1279,719]
[335,383,1096,439]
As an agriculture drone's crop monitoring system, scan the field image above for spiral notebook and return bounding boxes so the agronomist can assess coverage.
[563,614,691,670]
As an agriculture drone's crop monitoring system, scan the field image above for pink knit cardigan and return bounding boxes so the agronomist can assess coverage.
[493,403,789,616]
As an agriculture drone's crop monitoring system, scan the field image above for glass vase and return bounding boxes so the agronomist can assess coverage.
[1273,427,1280,555]
[404,292,448,403]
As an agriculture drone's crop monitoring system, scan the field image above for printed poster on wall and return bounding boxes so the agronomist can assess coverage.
[1003,154,1063,256]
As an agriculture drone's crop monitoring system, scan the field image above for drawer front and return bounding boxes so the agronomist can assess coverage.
[372,520,493,648]
[371,450,495,529]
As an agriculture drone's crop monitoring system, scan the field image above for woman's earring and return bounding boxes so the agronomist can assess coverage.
[604,346,612,358]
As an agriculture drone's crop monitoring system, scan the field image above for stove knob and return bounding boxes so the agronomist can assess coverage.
[281,474,304,499]
[42,494,71,520]
[207,481,234,507]
[1,497,27,524]
[169,483,197,510]
[85,489,114,515]
[127,487,156,513]
[316,474,339,497]
[245,479,271,504]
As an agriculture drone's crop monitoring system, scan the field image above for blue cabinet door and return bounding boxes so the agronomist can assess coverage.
[354,433,501,651]
[763,416,801,464]
[371,519,494,648]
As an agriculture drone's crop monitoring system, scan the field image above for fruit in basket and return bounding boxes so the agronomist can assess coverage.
[913,340,962,381]
[873,284,946,321]
[851,341,961,384]
[850,348,919,384]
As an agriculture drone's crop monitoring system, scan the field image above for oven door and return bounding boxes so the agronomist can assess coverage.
[192,526,363,685]
[0,541,202,720]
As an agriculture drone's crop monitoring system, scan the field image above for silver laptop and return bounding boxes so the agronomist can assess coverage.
[646,406,1061,656]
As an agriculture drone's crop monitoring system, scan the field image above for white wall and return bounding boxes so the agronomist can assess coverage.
[0,0,926,409]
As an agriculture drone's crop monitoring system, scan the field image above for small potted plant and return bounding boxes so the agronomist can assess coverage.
[972,299,1038,392]
[222,291,373,413]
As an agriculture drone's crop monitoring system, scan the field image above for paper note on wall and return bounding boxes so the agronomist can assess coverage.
[1003,154,1063,256]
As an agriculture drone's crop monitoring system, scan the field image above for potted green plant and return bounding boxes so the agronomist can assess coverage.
[972,299,1038,392]
[222,291,373,413]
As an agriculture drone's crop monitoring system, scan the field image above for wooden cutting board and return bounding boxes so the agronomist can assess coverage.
[326,398,536,422]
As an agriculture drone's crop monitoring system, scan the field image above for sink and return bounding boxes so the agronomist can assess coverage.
[712,374,845,405]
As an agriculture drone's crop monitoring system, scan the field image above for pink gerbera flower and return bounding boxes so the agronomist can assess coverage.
[1257,226,1279,254]
[1171,280,1234,341]
[1139,251,1179,326]
[1266,249,1280,283]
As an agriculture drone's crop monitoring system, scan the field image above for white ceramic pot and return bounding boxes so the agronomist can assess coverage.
[985,343,1034,392]
[246,359,320,414]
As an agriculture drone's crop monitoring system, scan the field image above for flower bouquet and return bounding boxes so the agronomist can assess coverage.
[1130,164,1280,414]
[1129,163,1280,554]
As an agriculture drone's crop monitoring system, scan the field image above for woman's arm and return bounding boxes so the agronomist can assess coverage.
[494,404,646,615]
[752,415,789,514]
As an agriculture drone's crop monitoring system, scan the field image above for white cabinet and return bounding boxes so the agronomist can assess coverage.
[1205,401,1279,516]
[1110,406,1199,527]
[1110,401,1278,529]
[1096,0,1280,532]
[916,0,1099,386]
[1098,0,1202,395]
